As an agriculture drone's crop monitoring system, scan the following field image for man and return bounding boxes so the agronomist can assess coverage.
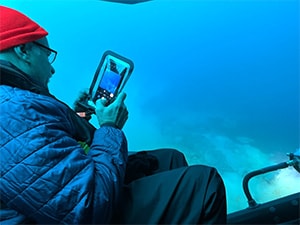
[0,6,227,224]
[0,5,128,224]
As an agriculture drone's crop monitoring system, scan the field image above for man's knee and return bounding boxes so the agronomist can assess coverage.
[184,165,226,194]
[184,165,227,223]
[166,148,187,164]
[151,148,185,159]
[148,148,188,170]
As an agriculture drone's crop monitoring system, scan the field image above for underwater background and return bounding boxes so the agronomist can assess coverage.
[2,0,299,213]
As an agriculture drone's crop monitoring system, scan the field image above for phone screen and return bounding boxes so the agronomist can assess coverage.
[90,51,134,104]
[100,70,121,94]
[93,67,122,102]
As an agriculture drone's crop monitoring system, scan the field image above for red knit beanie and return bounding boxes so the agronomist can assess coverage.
[0,6,48,51]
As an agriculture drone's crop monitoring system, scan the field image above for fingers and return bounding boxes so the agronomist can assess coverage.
[77,88,89,101]
[116,102,129,129]
[95,97,108,107]
[88,100,96,108]
[112,92,127,106]
[95,93,126,108]
[94,92,129,129]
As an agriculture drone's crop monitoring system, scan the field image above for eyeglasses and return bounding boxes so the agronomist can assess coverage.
[32,41,57,64]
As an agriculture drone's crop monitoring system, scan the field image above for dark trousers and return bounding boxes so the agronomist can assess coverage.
[117,149,227,224]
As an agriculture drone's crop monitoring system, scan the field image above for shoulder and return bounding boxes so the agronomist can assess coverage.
[0,85,76,144]
[1,85,70,121]
[1,85,66,110]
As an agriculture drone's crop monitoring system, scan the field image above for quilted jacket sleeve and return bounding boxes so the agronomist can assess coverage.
[0,86,128,224]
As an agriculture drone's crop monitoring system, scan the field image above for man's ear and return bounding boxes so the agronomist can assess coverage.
[13,44,31,62]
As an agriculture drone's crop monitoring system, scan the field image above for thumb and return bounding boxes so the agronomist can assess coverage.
[114,92,127,105]
[96,97,108,107]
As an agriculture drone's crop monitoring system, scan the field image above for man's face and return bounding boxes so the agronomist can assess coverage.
[30,37,55,89]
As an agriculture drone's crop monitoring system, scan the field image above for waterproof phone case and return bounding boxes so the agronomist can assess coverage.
[89,50,134,105]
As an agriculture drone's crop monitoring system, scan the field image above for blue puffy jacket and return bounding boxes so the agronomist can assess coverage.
[0,61,128,224]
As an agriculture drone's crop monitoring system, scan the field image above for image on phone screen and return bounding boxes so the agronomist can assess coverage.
[97,70,121,99]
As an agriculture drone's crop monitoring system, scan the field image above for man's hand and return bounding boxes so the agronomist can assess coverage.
[95,93,128,129]
[73,89,95,121]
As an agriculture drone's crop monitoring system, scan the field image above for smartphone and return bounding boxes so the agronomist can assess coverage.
[89,50,134,105]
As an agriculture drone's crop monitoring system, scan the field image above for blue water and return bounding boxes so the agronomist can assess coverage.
[2,0,299,213]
